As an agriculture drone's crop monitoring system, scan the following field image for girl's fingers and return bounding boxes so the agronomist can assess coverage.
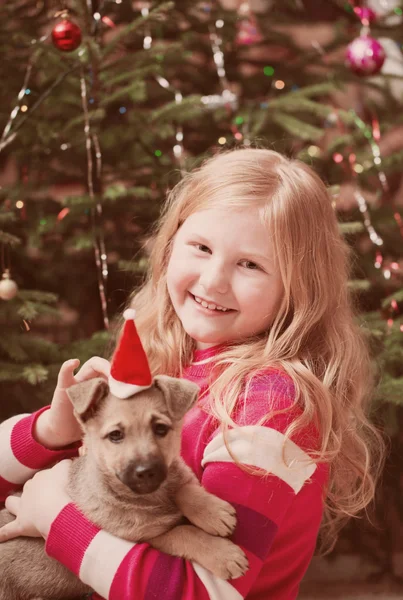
[56,359,80,390]
[4,494,20,517]
[0,519,21,543]
[74,356,110,382]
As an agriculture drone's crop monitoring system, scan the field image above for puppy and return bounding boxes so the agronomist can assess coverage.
[0,375,248,600]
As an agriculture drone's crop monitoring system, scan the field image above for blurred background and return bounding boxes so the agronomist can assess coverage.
[0,0,403,596]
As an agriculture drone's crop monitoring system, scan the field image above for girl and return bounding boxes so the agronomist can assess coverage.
[0,148,384,600]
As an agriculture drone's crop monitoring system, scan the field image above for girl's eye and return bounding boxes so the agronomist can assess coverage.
[240,260,260,270]
[107,430,125,443]
[196,244,211,254]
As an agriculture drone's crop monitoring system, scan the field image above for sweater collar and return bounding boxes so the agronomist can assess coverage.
[184,344,227,379]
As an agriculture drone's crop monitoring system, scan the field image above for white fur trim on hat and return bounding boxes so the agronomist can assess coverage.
[123,308,136,321]
[108,374,151,399]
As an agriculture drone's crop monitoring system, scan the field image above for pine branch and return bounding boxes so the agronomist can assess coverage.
[0,64,81,153]
[0,212,17,224]
[17,291,58,304]
[102,2,174,60]
[270,113,323,141]
[0,231,21,246]
[339,222,365,235]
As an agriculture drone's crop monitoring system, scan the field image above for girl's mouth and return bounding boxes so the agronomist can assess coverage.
[189,293,234,314]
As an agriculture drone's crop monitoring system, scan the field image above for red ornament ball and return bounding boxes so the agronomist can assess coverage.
[52,19,82,52]
[346,35,385,76]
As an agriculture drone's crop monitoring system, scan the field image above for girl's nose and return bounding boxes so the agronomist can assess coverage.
[199,261,229,295]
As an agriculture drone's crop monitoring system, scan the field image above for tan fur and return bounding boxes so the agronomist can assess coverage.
[0,376,248,600]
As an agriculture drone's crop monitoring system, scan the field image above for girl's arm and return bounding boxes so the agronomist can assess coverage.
[0,408,80,504]
[0,357,110,504]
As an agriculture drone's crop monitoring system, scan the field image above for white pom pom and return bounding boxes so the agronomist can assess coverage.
[123,308,136,321]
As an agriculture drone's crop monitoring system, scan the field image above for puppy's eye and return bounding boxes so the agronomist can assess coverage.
[107,430,124,443]
[153,423,170,438]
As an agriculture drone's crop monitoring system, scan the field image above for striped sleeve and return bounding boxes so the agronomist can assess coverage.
[199,423,317,599]
[45,401,320,600]
[46,503,244,600]
[0,408,80,504]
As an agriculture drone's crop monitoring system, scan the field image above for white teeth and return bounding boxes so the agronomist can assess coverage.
[193,295,229,312]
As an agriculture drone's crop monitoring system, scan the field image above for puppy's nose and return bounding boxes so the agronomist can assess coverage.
[120,458,167,494]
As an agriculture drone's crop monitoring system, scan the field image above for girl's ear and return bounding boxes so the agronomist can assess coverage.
[153,375,199,421]
[67,378,109,424]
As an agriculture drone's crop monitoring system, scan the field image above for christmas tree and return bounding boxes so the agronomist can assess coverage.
[1,0,403,578]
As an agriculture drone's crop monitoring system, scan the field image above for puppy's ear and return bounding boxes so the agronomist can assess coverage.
[67,377,109,424]
[154,376,199,421]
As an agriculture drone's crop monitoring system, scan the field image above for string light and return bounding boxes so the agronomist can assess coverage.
[207,21,243,141]
[141,5,152,50]
[153,75,184,167]
[139,4,185,168]
[57,207,70,221]
[0,60,33,152]
[374,251,382,269]
[330,108,403,295]
[80,70,109,329]
[102,16,116,28]
[274,80,285,90]
[16,201,24,209]
[354,189,383,246]
[308,145,320,157]
[351,111,388,192]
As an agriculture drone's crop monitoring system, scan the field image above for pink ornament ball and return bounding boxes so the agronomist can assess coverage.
[236,16,263,46]
[346,35,386,76]
[353,7,377,24]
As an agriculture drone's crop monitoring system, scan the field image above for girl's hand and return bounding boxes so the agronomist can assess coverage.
[0,460,72,542]
[34,356,110,449]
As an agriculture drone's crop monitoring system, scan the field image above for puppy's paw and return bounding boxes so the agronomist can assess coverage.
[192,496,237,537]
[199,538,249,580]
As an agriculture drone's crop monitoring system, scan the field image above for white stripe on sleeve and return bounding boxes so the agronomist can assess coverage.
[193,563,244,600]
[79,530,135,599]
[201,425,316,494]
[0,414,38,484]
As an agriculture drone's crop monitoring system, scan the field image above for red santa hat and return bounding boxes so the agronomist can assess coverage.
[108,309,152,399]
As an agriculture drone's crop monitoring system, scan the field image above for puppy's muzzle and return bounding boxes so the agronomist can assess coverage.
[117,458,168,494]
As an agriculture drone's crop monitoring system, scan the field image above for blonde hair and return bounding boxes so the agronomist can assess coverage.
[128,148,385,553]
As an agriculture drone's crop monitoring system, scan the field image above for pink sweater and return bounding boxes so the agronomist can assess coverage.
[0,346,328,600]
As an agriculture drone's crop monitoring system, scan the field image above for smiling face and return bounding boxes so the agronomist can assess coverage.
[166,207,284,349]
